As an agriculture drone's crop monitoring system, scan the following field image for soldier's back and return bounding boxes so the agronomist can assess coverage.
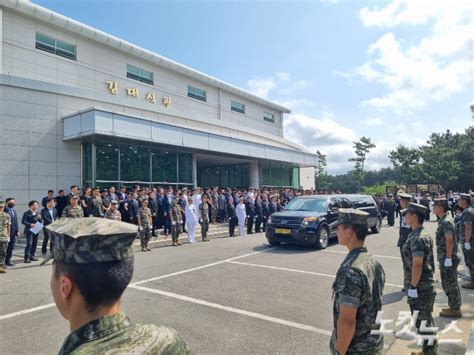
[60,313,189,355]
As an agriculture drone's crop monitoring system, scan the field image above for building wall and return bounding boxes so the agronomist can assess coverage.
[299,167,315,190]
[1,9,283,139]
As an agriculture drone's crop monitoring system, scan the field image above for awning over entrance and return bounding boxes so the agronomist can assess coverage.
[62,108,317,166]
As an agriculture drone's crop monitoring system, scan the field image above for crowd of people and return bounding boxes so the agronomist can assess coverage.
[0,185,326,270]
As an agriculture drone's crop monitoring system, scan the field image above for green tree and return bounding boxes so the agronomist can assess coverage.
[456,126,474,191]
[362,180,397,196]
[315,150,329,190]
[348,136,376,192]
[388,145,420,184]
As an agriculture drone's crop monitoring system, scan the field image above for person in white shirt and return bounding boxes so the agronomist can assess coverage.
[192,188,202,214]
[185,197,198,244]
[236,197,247,237]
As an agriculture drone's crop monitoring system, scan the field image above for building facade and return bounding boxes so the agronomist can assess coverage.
[0,0,316,207]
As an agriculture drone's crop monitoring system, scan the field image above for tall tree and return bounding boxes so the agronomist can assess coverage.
[388,145,420,184]
[348,136,376,192]
[315,150,330,190]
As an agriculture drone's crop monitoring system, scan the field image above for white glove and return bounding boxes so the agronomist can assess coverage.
[407,288,418,298]
[171,221,176,226]
[444,258,452,267]
[465,242,471,250]
[139,226,143,232]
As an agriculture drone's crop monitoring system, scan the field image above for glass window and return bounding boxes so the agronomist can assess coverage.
[178,153,193,183]
[36,32,76,60]
[152,149,177,183]
[82,142,93,186]
[120,145,150,182]
[263,112,275,123]
[127,64,154,85]
[231,100,245,114]
[95,142,119,181]
[187,85,207,102]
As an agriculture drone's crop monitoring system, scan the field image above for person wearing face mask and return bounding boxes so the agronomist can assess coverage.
[21,200,44,263]
[4,198,20,267]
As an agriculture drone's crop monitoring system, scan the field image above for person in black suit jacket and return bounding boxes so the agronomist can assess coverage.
[21,200,43,263]
[55,190,68,217]
[5,198,20,267]
[40,197,58,256]
[245,197,255,234]
[41,190,54,209]
[128,193,139,224]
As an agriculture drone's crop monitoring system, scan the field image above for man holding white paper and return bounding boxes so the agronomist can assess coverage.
[21,200,43,263]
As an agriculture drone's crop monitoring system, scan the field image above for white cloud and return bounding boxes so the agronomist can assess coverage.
[355,0,473,114]
[246,78,277,99]
[363,117,384,126]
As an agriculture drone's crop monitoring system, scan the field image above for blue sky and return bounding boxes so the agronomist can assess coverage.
[33,0,473,174]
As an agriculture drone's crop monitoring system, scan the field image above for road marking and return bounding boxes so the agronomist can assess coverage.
[129,284,332,336]
[322,249,401,260]
[130,247,277,286]
[227,260,404,288]
[0,303,56,321]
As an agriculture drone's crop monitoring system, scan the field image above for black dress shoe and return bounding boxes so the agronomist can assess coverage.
[5,261,15,267]
[30,257,38,261]
[24,259,31,263]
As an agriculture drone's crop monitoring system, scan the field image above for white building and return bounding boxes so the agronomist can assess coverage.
[0,0,316,207]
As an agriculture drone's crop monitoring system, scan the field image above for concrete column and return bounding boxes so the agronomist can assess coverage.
[0,9,3,75]
[248,161,260,188]
[192,154,197,188]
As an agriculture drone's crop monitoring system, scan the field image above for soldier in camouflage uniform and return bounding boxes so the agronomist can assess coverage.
[91,188,104,217]
[458,193,474,289]
[41,218,189,354]
[385,193,397,226]
[433,198,462,317]
[199,194,210,242]
[137,198,152,252]
[170,198,184,246]
[401,202,437,354]
[397,193,412,291]
[330,208,385,355]
[104,200,122,221]
[62,194,84,218]
[0,201,12,273]
[210,188,219,223]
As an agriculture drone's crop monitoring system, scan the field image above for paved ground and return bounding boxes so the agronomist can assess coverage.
[1,217,473,354]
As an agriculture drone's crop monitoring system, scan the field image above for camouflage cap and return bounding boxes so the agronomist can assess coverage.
[0,201,5,207]
[433,198,447,205]
[41,218,138,266]
[110,199,119,205]
[460,193,471,201]
[400,202,427,215]
[398,193,412,200]
[337,208,369,225]
[70,193,79,200]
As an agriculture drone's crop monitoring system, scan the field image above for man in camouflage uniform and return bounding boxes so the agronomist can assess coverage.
[433,198,462,317]
[137,198,152,252]
[199,194,210,242]
[385,193,397,226]
[41,218,189,354]
[401,202,437,354]
[91,188,104,217]
[0,201,12,274]
[170,198,184,246]
[458,193,474,288]
[210,188,219,224]
[104,200,122,221]
[62,194,84,218]
[397,193,412,291]
[330,208,385,355]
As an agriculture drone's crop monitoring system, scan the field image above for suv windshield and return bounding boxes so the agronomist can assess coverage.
[284,198,328,212]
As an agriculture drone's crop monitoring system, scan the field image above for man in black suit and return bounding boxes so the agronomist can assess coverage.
[40,197,58,257]
[128,192,139,225]
[41,190,54,208]
[21,200,43,263]
[148,191,159,236]
[4,198,19,267]
[245,196,255,234]
[55,190,68,217]
[117,185,129,221]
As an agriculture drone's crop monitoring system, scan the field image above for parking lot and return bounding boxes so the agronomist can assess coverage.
[0,219,472,354]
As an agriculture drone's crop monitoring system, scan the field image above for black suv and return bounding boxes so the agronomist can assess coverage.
[266,194,381,249]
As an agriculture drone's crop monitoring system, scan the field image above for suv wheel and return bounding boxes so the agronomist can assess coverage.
[371,218,382,234]
[314,226,329,249]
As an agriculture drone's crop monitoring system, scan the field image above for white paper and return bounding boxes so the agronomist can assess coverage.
[30,222,44,234]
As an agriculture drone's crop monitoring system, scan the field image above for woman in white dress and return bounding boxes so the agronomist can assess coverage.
[236,197,247,237]
[185,197,198,243]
